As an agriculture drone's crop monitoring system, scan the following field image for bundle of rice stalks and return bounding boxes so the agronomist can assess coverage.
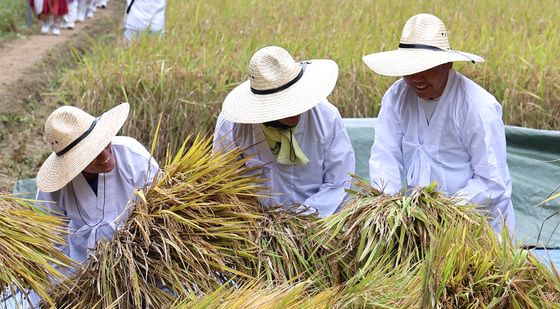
[50,136,265,308]
[174,256,421,308]
[245,206,344,288]
[422,218,560,308]
[337,254,422,308]
[0,195,74,307]
[172,281,339,309]
[316,178,478,280]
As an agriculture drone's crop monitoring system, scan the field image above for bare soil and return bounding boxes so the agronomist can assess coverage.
[0,3,122,192]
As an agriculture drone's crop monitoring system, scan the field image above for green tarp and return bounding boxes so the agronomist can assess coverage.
[12,119,560,247]
[343,118,560,248]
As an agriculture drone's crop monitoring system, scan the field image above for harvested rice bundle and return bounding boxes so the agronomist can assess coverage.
[50,136,265,308]
[172,280,339,309]
[0,195,74,307]
[422,219,560,308]
[174,256,420,308]
[336,254,421,308]
[245,206,344,288]
[317,178,478,279]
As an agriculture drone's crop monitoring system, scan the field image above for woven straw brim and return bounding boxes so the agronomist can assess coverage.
[36,103,130,193]
[222,59,338,124]
[363,49,484,77]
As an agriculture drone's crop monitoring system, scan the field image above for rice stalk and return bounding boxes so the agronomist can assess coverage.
[171,280,338,309]
[421,217,560,308]
[316,177,478,281]
[244,206,345,289]
[49,136,265,308]
[0,195,75,307]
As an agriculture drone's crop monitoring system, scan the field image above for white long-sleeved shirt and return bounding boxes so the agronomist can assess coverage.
[124,0,166,32]
[37,136,160,266]
[369,69,515,233]
[214,101,356,217]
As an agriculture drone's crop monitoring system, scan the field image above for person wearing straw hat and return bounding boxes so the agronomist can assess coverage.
[213,46,355,217]
[35,103,160,269]
[363,13,514,234]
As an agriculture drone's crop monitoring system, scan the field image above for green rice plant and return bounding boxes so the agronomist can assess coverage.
[316,178,478,280]
[421,218,560,308]
[58,0,560,162]
[0,195,75,307]
[49,136,266,308]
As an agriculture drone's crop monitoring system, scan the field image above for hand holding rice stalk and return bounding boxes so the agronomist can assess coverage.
[0,195,74,307]
[315,177,479,280]
[50,135,265,308]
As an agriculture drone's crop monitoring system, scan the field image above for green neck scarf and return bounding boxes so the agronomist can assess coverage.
[261,124,309,165]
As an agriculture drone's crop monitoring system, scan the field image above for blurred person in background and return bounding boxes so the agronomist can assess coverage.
[123,0,166,42]
[77,0,95,21]
[213,46,355,217]
[61,0,76,29]
[363,13,514,235]
[31,0,69,35]
[95,0,108,9]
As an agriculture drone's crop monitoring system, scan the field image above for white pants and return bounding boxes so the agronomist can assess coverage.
[123,28,164,42]
[64,0,78,23]
[77,0,94,20]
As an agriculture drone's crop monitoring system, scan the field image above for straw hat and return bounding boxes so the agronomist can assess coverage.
[36,103,130,193]
[222,46,338,124]
[362,13,484,77]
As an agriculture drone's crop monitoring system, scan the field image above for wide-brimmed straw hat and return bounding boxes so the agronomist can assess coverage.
[363,13,484,77]
[222,46,338,124]
[36,103,130,193]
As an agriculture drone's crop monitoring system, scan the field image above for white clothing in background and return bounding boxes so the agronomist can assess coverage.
[124,0,166,40]
[77,0,94,21]
[95,0,107,8]
[369,69,514,233]
[214,101,356,217]
[64,0,78,25]
[36,136,160,267]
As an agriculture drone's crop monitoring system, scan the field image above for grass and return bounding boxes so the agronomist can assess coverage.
[57,0,560,160]
[0,0,28,43]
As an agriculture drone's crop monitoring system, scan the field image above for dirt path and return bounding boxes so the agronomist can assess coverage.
[0,6,117,113]
[0,3,122,192]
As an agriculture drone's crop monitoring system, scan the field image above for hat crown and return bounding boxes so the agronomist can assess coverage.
[400,13,450,50]
[44,106,96,154]
[248,46,301,91]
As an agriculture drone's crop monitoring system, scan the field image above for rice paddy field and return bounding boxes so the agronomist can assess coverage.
[59,0,560,160]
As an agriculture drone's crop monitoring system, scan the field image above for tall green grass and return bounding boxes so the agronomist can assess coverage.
[0,0,26,40]
[60,0,560,159]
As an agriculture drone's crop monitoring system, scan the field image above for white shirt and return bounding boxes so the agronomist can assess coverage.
[124,0,166,32]
[369,70,514,233]
[36,136,160,267]
[214,101,356,217]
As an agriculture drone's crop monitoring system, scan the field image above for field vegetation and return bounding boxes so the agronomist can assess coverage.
[0,0,27,42]
[58,0,560,160]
